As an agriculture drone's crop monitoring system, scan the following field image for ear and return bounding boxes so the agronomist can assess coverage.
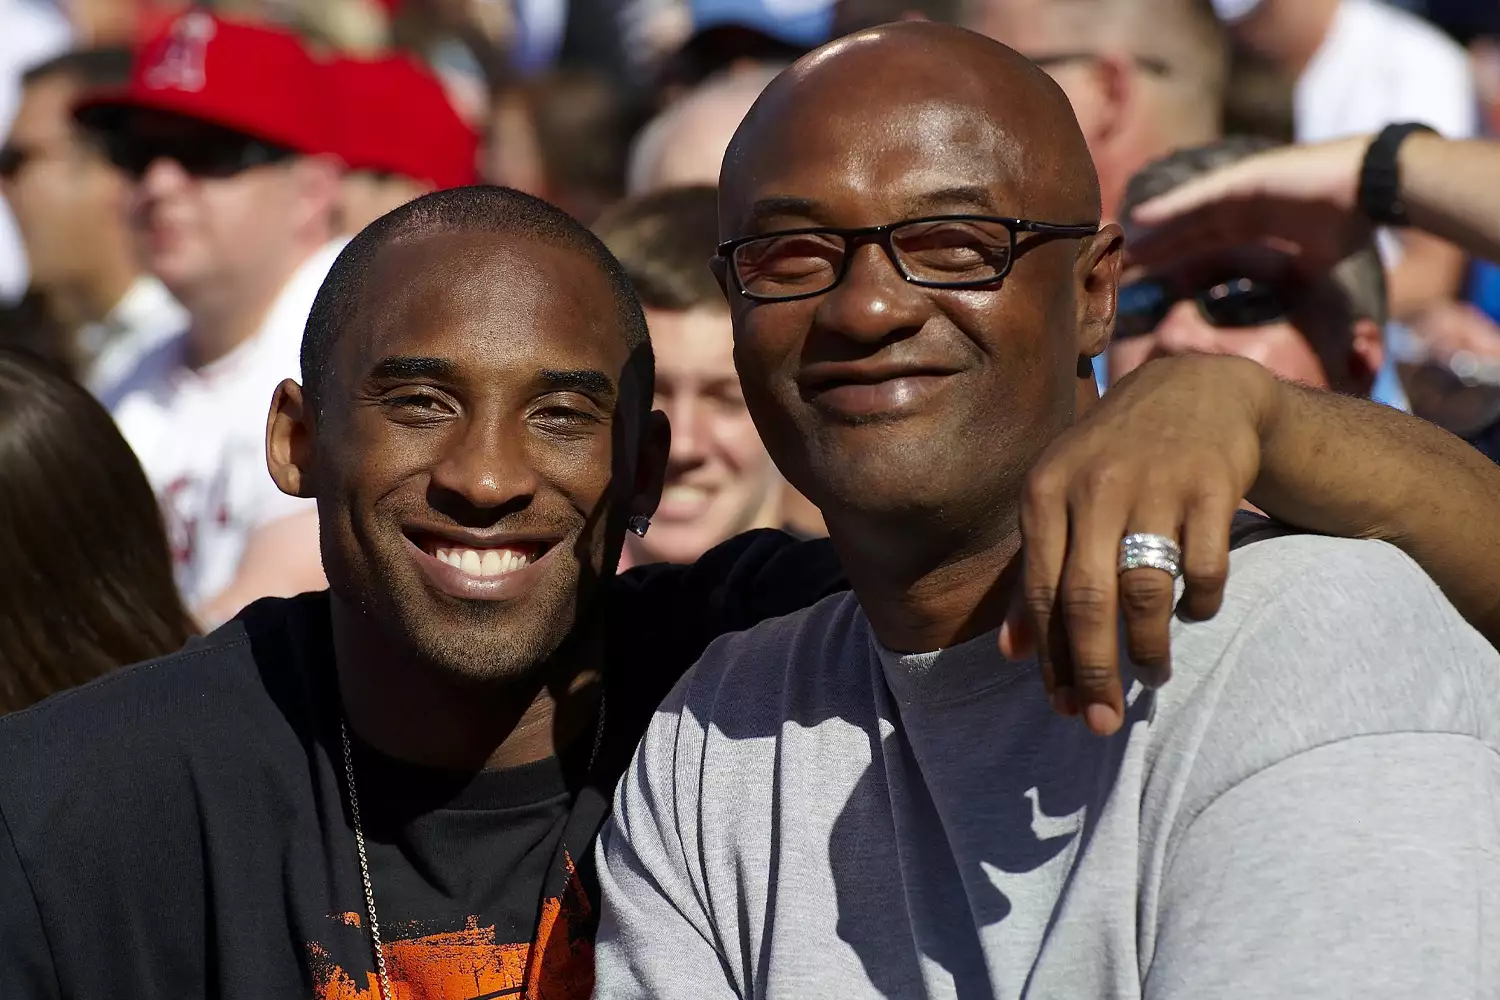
[291,154,344,235]
[1076,223,1125,359]
[630,408,671,520]
[1347,316,1385,396]
[266,378,317,499]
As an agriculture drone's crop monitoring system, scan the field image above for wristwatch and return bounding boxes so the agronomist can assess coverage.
[1358,122,1436,226]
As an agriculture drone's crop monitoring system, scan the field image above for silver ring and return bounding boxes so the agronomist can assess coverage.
[1119,532,1182,579]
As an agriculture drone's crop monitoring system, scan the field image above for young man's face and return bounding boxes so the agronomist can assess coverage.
[305,230,666,682]
[628,305,782,566]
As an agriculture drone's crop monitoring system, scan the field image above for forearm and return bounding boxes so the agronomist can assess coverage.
[1402,134,1500,262]
[1246,372,1500,642]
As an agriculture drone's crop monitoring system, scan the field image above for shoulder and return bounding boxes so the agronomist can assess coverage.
[657,590,866,738]
[0,594,328,819]
[1153,534,1500,820]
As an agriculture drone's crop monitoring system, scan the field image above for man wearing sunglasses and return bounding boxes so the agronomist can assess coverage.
[0,48,186,406]
[76,12,344,624]
[1108,136,1388,396]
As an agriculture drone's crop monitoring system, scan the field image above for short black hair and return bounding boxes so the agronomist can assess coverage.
[22,47,133,90]
[593,185,724,312]
[301,184,652,413]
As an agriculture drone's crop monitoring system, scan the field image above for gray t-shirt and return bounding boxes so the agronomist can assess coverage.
[595,535,1500,999]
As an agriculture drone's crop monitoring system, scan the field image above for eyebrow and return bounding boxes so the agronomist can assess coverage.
[538,368,617,403]
[742,195,824,230]
[366,355,460,382]
[904,185,1003,217]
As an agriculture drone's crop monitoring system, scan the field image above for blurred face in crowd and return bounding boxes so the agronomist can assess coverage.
[340,170,432,235]
[716,25,1119,540]
[115,111,336,307]
[1108,246,1383,394]
[628,67,778,194]
[627,305,783,566]
[0,72,128,296]
[281,230,666,682]
[966,0,1224,219]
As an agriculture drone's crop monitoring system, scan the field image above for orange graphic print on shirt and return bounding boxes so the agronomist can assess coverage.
[307,852,595,1000]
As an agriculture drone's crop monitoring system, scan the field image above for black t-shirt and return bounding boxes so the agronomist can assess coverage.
[0,529,844,1000]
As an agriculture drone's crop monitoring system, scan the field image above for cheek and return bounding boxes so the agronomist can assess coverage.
[1106,337,1154,383]
[712,411,775,478]
[1255,325,1330,385]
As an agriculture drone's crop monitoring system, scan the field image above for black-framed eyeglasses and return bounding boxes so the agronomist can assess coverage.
[1115,276,1296,340]
[715,215,1101,302]
[100,126,293,180]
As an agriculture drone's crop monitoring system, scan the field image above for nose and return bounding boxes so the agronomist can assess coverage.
[427,412,540,524]
[136,156,191,198]
[814,241,931,345]
[1151,299,1231,357]
[662,391,708,471]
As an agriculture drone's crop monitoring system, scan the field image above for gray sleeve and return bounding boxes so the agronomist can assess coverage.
[1146,733,1500,998]
[593,687,740,1000]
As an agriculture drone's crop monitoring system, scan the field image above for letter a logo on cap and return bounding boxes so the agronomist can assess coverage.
[145,12,217,93]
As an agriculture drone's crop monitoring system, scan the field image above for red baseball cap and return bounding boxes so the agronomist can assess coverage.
[325,55,479,190]
[75,11,335,156]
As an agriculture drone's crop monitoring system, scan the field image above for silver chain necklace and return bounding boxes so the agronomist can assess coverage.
[338,692,606,1000]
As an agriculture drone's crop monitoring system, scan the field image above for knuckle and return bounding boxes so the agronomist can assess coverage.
[1061,583,1112,624]
[1024,584,1057,616]
[1125,634,1171,669]
[1118,574,1172,618]
[1071,659,1117,691]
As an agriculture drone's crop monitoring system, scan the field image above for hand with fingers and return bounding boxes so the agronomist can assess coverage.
[1000,355,1275,736]
[1125,135,1374,281]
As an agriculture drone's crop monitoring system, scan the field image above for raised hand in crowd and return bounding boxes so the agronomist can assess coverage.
[1006,353,1500,734]
[1129,131,1500,275]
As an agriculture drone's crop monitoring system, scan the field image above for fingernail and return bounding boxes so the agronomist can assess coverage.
[1051,688,1078,716]
[1086,703,1121,735]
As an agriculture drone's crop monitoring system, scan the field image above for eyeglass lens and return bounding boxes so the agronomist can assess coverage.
[732,218,1015,300]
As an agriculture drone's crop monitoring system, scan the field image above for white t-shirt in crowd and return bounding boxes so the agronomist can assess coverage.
[111,241,344,609]
[80,275,188,410]
[1295,0,1477,144]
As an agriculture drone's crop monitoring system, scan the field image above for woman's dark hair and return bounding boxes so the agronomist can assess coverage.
[0,348,195,713]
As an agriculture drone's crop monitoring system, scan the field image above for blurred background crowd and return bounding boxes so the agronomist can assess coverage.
[3,0,1500,712]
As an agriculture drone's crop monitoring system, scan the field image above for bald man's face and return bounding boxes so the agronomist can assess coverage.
[717,28,1121,532]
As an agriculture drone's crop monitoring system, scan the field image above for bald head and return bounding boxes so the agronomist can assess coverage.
[627,65,783,194]
[722,22,1100,232]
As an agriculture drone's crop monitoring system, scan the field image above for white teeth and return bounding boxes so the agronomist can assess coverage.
[432,545,534,578]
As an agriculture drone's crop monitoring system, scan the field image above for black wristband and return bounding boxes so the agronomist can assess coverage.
[1358,122,1436,226]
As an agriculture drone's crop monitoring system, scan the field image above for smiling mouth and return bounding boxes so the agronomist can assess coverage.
[407,532,552,580]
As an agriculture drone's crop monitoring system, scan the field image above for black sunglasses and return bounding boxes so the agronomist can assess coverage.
[1114,277,1296,340]
[101,127,293,180]
[715,214,1100,303]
